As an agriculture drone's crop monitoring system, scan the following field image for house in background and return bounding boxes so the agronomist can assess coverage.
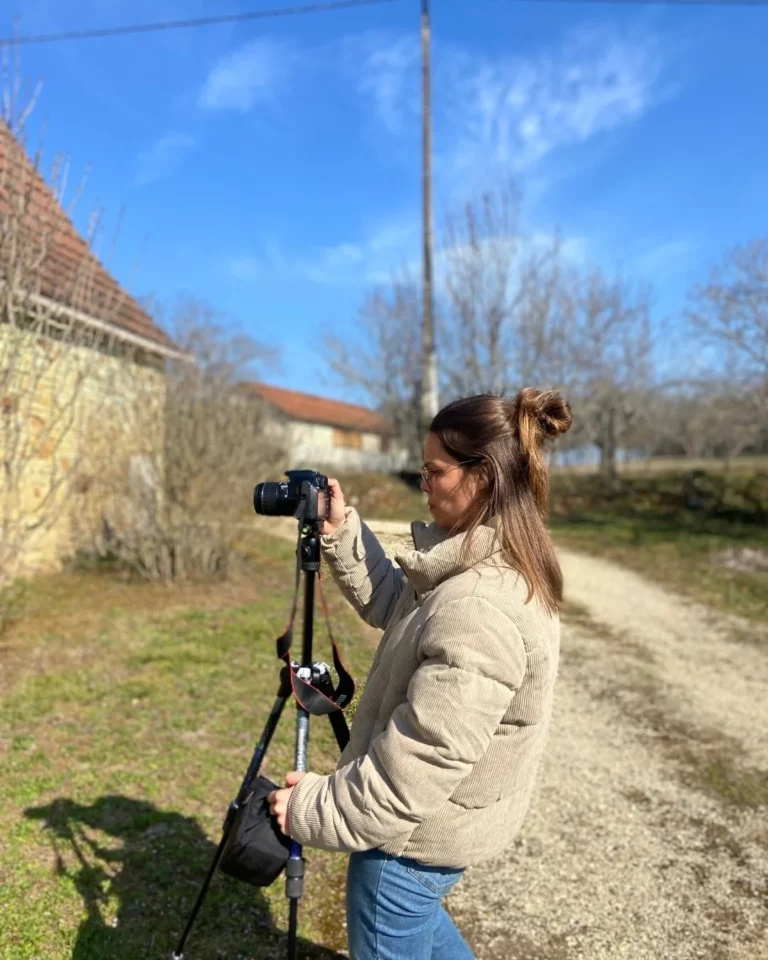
[245,382,407,473]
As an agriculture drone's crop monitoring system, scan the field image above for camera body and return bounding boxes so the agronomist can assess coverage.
[254,470,330,526]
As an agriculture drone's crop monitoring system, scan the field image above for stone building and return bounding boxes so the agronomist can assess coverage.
[244,382,407,473]
[0,122,182,580]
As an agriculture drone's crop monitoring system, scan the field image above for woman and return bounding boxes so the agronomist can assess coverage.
[269,389,572,959]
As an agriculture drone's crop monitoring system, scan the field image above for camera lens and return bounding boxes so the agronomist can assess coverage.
[254,481,289,516]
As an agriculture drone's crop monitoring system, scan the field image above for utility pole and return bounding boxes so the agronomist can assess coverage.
[420,0,438,432]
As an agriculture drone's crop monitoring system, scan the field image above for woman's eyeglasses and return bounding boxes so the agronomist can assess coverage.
[420,459,480,489]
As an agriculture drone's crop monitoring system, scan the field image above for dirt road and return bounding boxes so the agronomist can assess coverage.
[367,526,768,960]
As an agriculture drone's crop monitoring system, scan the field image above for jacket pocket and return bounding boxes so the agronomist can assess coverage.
[448,737,511,808]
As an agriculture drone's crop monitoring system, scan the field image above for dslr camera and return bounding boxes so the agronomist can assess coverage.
[254,470,330,526]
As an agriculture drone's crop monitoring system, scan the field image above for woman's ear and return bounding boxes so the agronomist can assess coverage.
[475,462,491,491]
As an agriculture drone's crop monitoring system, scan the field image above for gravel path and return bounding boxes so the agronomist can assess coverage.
[369,526,768,960]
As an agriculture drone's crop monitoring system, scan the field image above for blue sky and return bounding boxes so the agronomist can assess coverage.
[5,0,768,402]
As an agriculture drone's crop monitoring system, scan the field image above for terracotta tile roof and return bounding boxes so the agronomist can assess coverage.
[0,122,177,353]
[246,382,395,436]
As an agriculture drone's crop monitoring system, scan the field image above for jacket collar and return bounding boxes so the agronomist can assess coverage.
[395,519,503,598]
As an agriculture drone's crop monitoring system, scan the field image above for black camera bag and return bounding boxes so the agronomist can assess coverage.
[219,776,292,887]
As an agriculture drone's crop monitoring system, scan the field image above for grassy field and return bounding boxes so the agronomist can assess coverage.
[553,454,768,476]
[0,537,374,960]
[550,470,768,621]
[553,515,768,622]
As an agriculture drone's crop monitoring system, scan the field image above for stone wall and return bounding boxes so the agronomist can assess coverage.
[1,324,166,581]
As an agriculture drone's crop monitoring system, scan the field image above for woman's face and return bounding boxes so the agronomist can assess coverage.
[421,432,482,531]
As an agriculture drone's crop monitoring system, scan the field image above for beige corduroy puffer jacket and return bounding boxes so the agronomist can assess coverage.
[286,507,560,868]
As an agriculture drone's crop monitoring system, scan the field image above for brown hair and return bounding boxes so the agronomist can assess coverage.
[429,388,573,614]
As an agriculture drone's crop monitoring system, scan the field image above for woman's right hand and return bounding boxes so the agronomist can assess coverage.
[323,478,347,536]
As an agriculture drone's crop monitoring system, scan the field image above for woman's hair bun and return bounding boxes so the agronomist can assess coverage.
[515,388,572,438]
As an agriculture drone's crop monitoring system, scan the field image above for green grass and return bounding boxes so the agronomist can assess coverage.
[553,454,768,476]
[0,536,374,960]
[551,471,768,622]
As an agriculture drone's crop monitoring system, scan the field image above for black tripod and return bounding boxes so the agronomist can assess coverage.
[173,520,353,960]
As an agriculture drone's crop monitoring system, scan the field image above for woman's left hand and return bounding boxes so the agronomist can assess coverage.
[268,772,306,835]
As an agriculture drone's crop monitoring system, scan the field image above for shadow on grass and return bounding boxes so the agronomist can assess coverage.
[25,795,345,960]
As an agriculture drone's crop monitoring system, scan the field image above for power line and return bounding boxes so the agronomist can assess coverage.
[0,0,399,47]
[1,0,763,48]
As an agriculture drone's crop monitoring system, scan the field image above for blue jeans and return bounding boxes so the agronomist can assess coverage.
[346,849,475,960]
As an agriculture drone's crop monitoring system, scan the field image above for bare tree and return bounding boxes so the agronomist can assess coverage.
[92,297,282,581]
[327,184,658,479]
[440,186,564,397]
[325,186,568,465]
[439,191,655,477]
[688,237,768,379]
[644,375,764,465]
[687,237,768,438]
[326,275,423,464]
[560,269,654,478]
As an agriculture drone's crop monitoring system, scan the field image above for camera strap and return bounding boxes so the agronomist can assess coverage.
[274,543,355,717]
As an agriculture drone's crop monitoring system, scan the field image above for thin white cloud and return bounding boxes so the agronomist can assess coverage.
[352,25,671,183]
[199,38,288,112]
[134,131,196,186]
[346,31,420,135]
[227,215,589,293]
[227,215,420,288]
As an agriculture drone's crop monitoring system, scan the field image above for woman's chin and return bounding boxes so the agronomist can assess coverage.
[429,509,450,531]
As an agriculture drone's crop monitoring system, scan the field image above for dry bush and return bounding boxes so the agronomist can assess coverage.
[89,298,283,582]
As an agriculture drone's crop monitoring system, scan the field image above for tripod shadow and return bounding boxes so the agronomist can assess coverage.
[25,795,346,960]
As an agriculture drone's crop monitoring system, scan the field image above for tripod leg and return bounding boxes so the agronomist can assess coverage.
[286,705,309,960]
[237,681,291,797]
[173,686,290,960]
[286,530,321,960]
[171,826,231,960]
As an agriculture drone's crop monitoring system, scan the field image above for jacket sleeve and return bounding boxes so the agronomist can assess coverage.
[320,507,406,631]
[286,596,526,852]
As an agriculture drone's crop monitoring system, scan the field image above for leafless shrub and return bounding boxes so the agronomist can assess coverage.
[91,297,282,582]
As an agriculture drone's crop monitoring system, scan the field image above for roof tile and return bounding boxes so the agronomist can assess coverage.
[0,122,176,352]
[246,382,395,435]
